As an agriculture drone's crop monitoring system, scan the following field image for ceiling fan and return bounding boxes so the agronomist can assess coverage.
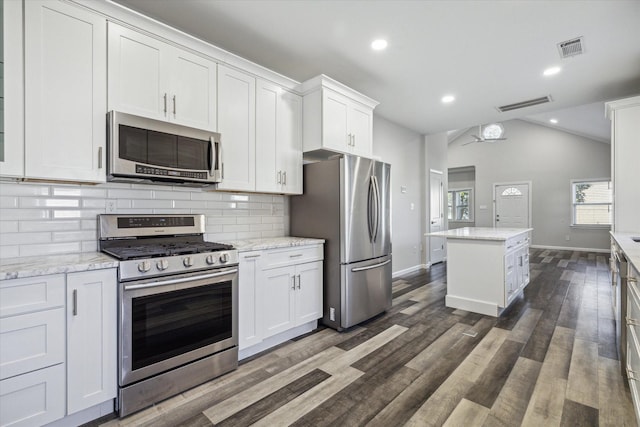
[462,123,507,145]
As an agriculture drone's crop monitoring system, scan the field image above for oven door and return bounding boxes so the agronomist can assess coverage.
[120,266,238,386]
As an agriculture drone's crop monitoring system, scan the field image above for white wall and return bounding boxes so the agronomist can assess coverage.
[0,181,288,259]
[372,115,424,275]
[448,119,611,250]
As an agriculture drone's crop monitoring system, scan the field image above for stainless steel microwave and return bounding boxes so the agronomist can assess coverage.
[107,111,222,186]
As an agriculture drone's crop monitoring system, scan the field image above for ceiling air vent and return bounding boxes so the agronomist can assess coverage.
[496,96,552,113]
[558,36,584,58]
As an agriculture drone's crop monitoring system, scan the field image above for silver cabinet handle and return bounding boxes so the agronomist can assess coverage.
[630,277,638,284]
[163,93,167,114]
[98,147,103,169]
[297,274,301,289]
[291,275,296,290]
[627,316,640,326]
[628,368,639,382]
[173,95,176,116]
[72,289,78,316]
[277,171,282,184]
[283,171,287,185]
[352,134,356,146]
[243,254,261,259]
[289,254,303,258]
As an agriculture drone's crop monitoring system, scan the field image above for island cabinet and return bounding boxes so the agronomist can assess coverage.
[427,227,532,317]
[107,22,217,131]
[0,269,117,427]
[300,75,378,158]
[237,241,323,360]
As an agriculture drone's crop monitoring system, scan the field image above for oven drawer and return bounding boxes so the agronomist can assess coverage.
[262,245,323,270]
[0,274,65,318]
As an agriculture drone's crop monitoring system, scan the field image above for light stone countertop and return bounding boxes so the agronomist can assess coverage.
[223,236,325,252]
[0,252,119,281]
[611,232,640,273]
[426,227,533,241]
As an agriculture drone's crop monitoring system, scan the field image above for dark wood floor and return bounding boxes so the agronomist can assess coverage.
[100,248,635,426]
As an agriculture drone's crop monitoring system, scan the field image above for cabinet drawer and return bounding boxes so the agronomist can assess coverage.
[505,234,528,252]
[262,245,323,270]
[0,274,65,318]
[628,279,640,342]
[626,320,640,422]
[0,363,65,427]
[0,308,65,380]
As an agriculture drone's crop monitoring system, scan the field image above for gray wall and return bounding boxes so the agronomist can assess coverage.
[448,119,611,250]
[372,115,425,275]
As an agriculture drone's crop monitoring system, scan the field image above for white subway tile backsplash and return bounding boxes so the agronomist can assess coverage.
[0,181,288,256]
[20,220,81,232]
[20,242,81,257]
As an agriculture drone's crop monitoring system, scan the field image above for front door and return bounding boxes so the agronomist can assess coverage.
[430,170,445,264]
[495,183,530,228]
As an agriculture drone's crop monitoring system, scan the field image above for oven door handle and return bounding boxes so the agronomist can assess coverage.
[124,268,238,291]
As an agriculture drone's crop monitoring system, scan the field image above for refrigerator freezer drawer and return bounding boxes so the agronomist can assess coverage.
[341,255,392,329]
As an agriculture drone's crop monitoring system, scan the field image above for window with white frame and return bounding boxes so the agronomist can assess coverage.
[448,189,473,221]
[571,179,612,226]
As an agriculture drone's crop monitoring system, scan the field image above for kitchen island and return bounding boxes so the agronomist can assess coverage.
[427,227,532,316]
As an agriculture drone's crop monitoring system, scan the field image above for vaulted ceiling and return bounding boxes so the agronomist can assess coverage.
[112,0,640,141]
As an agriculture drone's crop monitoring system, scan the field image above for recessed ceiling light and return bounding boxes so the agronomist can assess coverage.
[549,118,558,124]
[441,95,455,103]
[371,39,388,51]
[543,66,562,76]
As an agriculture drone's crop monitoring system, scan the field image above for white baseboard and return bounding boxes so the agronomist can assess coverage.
[530,244,610,254]
[392,264,428,278]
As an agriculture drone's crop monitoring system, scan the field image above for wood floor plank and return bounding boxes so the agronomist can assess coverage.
[521,377,567,427]
[576,306,599,342]
[598,316,618,360]
[451,327,510,383]
[464,339,524,409]
[566,338,600,409]
[215,368,331,427]
[443,398,490,427]
[538,326,575,381]
[403,375,475,427]
[598,356,636,427]
[560,399,599,427]
[556,283,583,330]
[509,308,543,344]
[405,322,470,371]
[483,357,542,427]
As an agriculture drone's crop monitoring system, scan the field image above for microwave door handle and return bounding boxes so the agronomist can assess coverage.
[210,137,223,181]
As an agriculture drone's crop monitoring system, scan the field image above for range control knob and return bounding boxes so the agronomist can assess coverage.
[138,261,151,273]
[183,256,194,267]
[156,259,169,271]
[219,253,230,264]
[205,254,216,265]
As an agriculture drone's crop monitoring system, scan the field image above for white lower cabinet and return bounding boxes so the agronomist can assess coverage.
[238,244,323,356]
[0,268,117,426]
[66,269,117,415]
[627,262,640,423]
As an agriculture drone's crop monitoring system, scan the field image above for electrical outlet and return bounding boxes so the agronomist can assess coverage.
[565,235,570,241]
[330,307,335,321]
[106,200,116,213]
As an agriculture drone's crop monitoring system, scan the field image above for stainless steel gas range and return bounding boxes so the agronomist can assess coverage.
[98,214,238,417]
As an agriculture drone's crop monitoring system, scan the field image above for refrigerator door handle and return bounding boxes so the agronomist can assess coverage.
[372,175,380,243]
[351,259,391,272]
[367,176,375,243]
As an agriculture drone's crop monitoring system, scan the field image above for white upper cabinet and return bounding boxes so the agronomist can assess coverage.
[302,75,378,158]
[108,22,217,131]
[606,96,640,233]
[24,0,107,183]
[256,79,302,194]
[216,64,256,192]
[0,0,24,178]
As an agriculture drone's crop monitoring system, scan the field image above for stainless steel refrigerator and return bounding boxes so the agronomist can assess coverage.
[290,155,391,331]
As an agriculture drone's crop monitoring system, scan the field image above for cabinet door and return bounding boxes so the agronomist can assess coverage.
[504,252,517,306]
[294,261,323,326]
[171,49,217,131]
[0,364,65,427]
[322,89,350,152]
[66,269,117,415]
[217,64,256,192]
[279,90,303,194]
[261,266,295,338]
[238,252,263,350]
[0,0,24,178]
[107,22,167,121]
[24,0,107,182]
[255,79,280,193]
[349,103,373,158]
